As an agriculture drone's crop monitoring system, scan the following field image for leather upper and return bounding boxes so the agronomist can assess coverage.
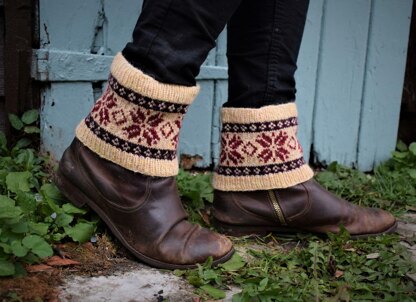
[213,179,396,236]
[58,139,233,266]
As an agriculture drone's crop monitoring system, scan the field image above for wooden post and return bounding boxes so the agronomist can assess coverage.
[4,0,39,137]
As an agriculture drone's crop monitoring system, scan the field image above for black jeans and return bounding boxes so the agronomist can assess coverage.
[122,0,309,108]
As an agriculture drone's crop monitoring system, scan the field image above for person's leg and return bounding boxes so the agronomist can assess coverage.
[122,0,241,87]
[212,0,397,237]
[56,0,243,269]
[225,0,308,108]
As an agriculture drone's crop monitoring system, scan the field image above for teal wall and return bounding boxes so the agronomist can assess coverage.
[33,0,413,170]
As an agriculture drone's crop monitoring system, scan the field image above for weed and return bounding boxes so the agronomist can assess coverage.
[176,141,416,301]
[0,111,97,277]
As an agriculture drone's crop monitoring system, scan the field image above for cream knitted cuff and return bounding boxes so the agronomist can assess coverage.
[75,53,199,177]
[212,103,313,191]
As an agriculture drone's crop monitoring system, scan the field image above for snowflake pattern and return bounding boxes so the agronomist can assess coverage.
[219,130,301,166]
[89,83,185,153]
[220,134,245,166]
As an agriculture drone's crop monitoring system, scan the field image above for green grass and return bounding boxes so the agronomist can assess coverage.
[176,142,416,301]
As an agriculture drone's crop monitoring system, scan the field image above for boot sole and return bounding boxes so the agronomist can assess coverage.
[212,217,398,240]
[54,169,234,270]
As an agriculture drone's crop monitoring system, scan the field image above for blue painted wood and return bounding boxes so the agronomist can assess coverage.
[357,0,413,170]
[39,0,101,51]
[31,50,228,82]
[103,0,142,55]
[211,30,228,164]
[37,0,413,170]
[179,81,215,167]
[295,0,324,162]
[41,83,95,160]
[313,0,372,167]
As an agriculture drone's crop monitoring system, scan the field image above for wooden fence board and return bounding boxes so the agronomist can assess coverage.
[313,0,372,166]
[36,0,412,170]
[104,0,142,55]
[39,0,100,51]
[41,82,94,159]
[295,0,324,162]
[357,0,413,170]
[179,81,215,167]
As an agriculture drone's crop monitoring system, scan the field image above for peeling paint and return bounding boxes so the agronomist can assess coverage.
[90,0,108,55]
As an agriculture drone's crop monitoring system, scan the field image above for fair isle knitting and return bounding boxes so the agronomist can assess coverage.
[75,53,199,177]
[213,103,313,191]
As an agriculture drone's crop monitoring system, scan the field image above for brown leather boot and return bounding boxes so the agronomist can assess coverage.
[211,104,396,238]
[212,179,397,238]
[56,138,233,269]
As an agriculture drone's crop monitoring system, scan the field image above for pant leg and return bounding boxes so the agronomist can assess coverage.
[122,0,242,87]
[225,0,309,108]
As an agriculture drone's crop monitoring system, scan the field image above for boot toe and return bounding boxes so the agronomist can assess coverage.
[349,206,397,237]
[367,208,397,235]
[185,226,234,264]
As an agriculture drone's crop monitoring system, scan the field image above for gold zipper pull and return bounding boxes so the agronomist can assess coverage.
[267,190,287,225]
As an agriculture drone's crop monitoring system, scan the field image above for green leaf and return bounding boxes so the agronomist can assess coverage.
[258,277,269,291]
[220,253,246,271]
[11,241,29,257]
[62,203,87,214]
[55,213,73,227]
[22,235,53,258]
[409,142,416,156]
[41,183,63,201]
[52,233,66,241]
[6,171,33,193]
[14,138,32,150]
[21,109,39,125]
[11,222,29,233]
[65,222,95,243]
[28,222,49,236]
[16,191,37,213]
[408,169,416,180]
[23,126,40,134]
[396,140,408,152]
[0,195,22,219]
[0,243,11,253]
[8,113,23,130]
[0,131,6,150]
[392,151,408,159]
[0,259,15,276]
[0,194,15,207]
[200,285,225,299]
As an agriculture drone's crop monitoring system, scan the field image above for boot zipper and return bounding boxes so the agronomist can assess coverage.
[267,190,287,225]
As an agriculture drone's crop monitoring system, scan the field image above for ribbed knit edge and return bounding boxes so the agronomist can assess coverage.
[212,165,314,191]
[221,103,297,124]
[76,121,179,177]
[111,53,199,104]
[213,102,313,191]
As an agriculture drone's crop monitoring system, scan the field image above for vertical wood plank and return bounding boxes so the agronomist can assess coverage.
[41,83,94,160]
[179,81,214,167]
[211,80,227,164]
[313,0,372,166]
[104,0,142,54]
[5,0,39,115]
[357,0,413,170]
[211,29,228,164]
[295,0,324,162]
[39,0,100,51]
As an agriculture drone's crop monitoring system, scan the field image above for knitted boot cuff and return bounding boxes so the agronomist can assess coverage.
[212,103,313,191]
[75,53,199,177]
